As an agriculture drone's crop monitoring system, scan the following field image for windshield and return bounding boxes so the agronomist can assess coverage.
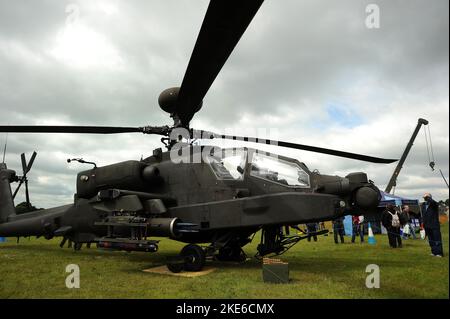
[250,152,310,187]
[207,150,247,181]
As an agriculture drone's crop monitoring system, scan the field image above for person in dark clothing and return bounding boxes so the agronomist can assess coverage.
[332,217,345,244]
[421,193,444,257]
[306,223,318,242]
[382,204,403,248]
[351,215,364,243]
[402,205,417,239]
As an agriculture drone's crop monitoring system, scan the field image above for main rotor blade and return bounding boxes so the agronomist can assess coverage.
[176,0,264,126]
[0,125,143,134]
[194,130,397,164]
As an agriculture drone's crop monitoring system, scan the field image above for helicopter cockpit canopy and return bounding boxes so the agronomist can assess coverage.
[206,149,247,181]
[250,152,310,188]
[205,148,310,188]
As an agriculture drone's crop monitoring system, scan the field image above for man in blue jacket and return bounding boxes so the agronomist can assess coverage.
[421,193,444,257]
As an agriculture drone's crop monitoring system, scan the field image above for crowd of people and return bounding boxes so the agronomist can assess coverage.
[379,192,444,257]
[304,192,444,257]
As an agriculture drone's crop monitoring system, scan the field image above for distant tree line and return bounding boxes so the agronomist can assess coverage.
[15,202,43,214]
[438,199,449,216]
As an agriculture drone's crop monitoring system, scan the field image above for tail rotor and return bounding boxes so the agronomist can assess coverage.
[12,151,37,209]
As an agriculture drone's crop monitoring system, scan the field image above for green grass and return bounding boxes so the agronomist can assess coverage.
[0,225,448,299]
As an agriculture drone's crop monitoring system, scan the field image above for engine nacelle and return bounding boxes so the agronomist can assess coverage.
[346,172,381,209]
[317,172,381,210]
[354,185,380,209]
[76,161,163,199]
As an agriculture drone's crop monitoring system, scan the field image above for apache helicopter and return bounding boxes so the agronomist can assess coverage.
[0,1,396,273]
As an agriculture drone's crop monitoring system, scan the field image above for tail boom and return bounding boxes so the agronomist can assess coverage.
[0,205,71,237]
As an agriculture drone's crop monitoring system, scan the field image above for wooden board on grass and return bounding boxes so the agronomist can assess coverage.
[142,265,216,277]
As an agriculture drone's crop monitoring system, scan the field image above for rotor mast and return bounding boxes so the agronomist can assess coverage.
[385,118,428,194]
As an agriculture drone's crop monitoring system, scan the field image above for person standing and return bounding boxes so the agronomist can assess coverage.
[421,193,444,257]
[382,204,402,248]
[402,205,417,239]
[306,223,318,242]
[359,215,366,240]
[351,215,364,243]
[332,216,345,244]
[319,221,326,231]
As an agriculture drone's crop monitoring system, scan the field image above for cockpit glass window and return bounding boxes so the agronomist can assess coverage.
[250,152,310,187]
[207,150,246,181]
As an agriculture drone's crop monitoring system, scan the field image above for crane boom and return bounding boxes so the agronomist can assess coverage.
[385,118,429,194]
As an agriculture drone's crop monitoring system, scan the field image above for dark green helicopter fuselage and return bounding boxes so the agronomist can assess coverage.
[0,145,380,251]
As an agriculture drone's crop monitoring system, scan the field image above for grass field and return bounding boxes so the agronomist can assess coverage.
[0,225,448,299]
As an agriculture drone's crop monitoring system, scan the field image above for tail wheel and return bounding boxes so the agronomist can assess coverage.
[181,244,206,272]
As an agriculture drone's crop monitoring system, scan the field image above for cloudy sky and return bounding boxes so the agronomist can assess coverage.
[0,0,448,208]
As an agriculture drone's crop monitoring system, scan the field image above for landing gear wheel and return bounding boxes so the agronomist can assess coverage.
[181,244,206,272]
[167,262,184,273]
[216,246,247,262]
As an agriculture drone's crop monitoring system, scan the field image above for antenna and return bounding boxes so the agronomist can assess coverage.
[2,133,8,163]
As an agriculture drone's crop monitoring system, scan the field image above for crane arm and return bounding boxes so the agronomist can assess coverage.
[385,118,429,194]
